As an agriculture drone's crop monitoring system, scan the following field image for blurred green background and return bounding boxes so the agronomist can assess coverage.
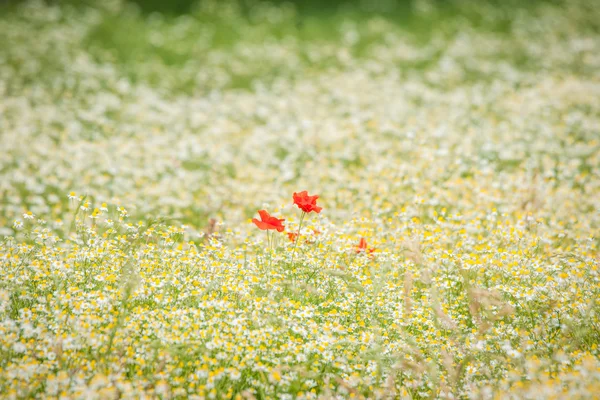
[124,0,417,15]
[1,0,596,106]
[0,0,558,16]
[2,0,421,15]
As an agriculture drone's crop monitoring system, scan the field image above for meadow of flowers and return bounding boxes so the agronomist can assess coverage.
[1,0,599,398]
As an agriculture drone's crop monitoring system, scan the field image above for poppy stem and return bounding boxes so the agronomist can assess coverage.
[267,230,272,268]
[290,212,305,268]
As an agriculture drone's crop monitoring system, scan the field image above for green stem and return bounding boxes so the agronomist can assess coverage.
[290,212,306,269]
[267,230,273,268]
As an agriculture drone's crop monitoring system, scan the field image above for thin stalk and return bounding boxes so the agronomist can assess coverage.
[267,230,273,268]
[290,212,306,269]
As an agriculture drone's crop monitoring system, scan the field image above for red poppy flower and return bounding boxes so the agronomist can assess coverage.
[356,237,376,254]
[293,191,322,214]
[287,232,298,242]
[252,210,285,232]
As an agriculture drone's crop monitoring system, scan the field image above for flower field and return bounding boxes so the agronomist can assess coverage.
[1,0,599,398]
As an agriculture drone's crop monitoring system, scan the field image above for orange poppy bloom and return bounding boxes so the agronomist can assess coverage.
[356,237,376,254]
[252,210,285,232]
[293,191,322,214]
[287,232,299,242]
